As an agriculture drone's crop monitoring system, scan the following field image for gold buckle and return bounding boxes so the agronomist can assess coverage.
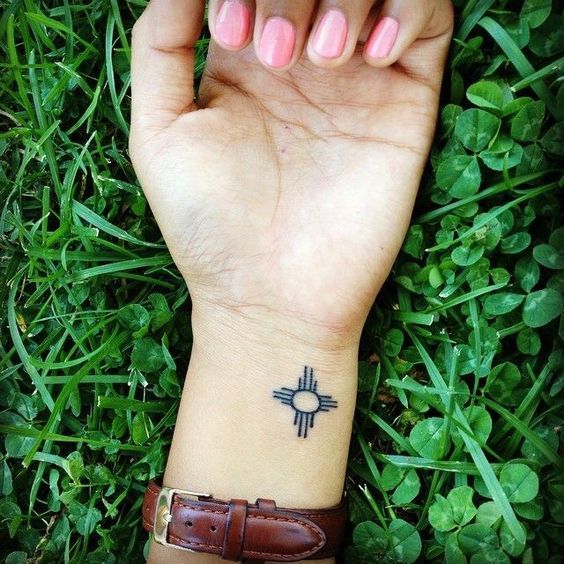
[154,486,213,552]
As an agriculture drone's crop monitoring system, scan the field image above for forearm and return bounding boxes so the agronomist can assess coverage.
[149,304,360,563]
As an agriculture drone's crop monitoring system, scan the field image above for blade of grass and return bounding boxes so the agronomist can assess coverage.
[0,424,146,453]
[512,56,564,93]
[416,171,550,223]
[480,396,563,470]
[425,283,507,313]
[491,364,551,444]
[7,270,55,411]
[97,396,172,413]
[426,182,559,252]
[105,11,129,135]
[69,256,172,281]
[478,16,559,119]
[72,200,165,248]
[357,407,419,456]
[456,0,496,43]
[24,11,98,53]
[379,353,409,408]
[375,454,504,475]
[357,433,396,520]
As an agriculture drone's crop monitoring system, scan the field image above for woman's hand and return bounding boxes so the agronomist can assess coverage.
[130,0,453,351]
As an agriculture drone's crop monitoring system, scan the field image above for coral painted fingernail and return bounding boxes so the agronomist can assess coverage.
[312,9,348,59]
[215,1,251,48]
[366,16,399,59]
[259,17,295,68]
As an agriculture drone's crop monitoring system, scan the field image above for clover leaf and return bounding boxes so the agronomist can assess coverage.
[499,463,539,503]
[410,417,449,459]
[455,109,501,152]
[522,288,563,327]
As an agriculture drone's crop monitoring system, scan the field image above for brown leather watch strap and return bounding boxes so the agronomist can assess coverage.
[142,481,347,562]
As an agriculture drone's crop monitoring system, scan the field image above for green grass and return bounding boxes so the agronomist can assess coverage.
[0,0,562,562]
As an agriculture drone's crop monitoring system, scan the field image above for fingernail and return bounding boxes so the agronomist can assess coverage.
[259,17,295,68]
[312,9,348,59]
[215,1,251,48]
[366,16,399,59]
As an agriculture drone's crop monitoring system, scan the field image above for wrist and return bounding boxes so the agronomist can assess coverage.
[160,302,360,507]
[190,298,363,362]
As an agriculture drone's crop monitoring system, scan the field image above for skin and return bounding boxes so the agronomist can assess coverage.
[129,1,453,562]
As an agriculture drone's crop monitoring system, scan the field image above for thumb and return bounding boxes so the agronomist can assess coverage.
[130,0,204,144]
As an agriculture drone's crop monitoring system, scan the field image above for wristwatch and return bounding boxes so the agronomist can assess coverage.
[142,481,347,562]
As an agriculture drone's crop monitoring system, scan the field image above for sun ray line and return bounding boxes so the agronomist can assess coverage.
[303,414,309,438]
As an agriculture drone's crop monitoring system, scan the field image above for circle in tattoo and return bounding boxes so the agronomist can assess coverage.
[273,366,338,439]
[292,390,320,413]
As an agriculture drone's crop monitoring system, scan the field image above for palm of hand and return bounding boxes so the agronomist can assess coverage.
[135,32,451,334]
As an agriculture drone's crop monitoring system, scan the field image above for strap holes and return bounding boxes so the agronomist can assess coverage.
[185,521,193,527]
[210,526,217,532]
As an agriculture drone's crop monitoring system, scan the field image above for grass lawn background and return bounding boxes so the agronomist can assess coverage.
[0,0,562,562]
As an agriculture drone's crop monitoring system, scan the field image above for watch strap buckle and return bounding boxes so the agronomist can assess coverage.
[153,486,213,551]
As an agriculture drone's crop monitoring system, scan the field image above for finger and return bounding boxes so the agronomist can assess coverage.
[208,0,254,51]
[306,0,374,68]
[253,0,318,70]
[363,0,453,68]
[130,0,204,138]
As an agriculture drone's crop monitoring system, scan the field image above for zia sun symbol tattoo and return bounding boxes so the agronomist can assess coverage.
[273,366,338,438]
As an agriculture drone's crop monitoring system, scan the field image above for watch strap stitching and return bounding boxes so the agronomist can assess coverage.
[172,500,224,514]
[167,533,222,550]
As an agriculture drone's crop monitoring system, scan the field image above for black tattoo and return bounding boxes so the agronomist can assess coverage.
[273,366,338,438]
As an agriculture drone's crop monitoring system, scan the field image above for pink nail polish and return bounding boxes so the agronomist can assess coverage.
[312,9,348,59]
[366,16,399,59]
[215,1,251,48]
[259,17,295,68]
